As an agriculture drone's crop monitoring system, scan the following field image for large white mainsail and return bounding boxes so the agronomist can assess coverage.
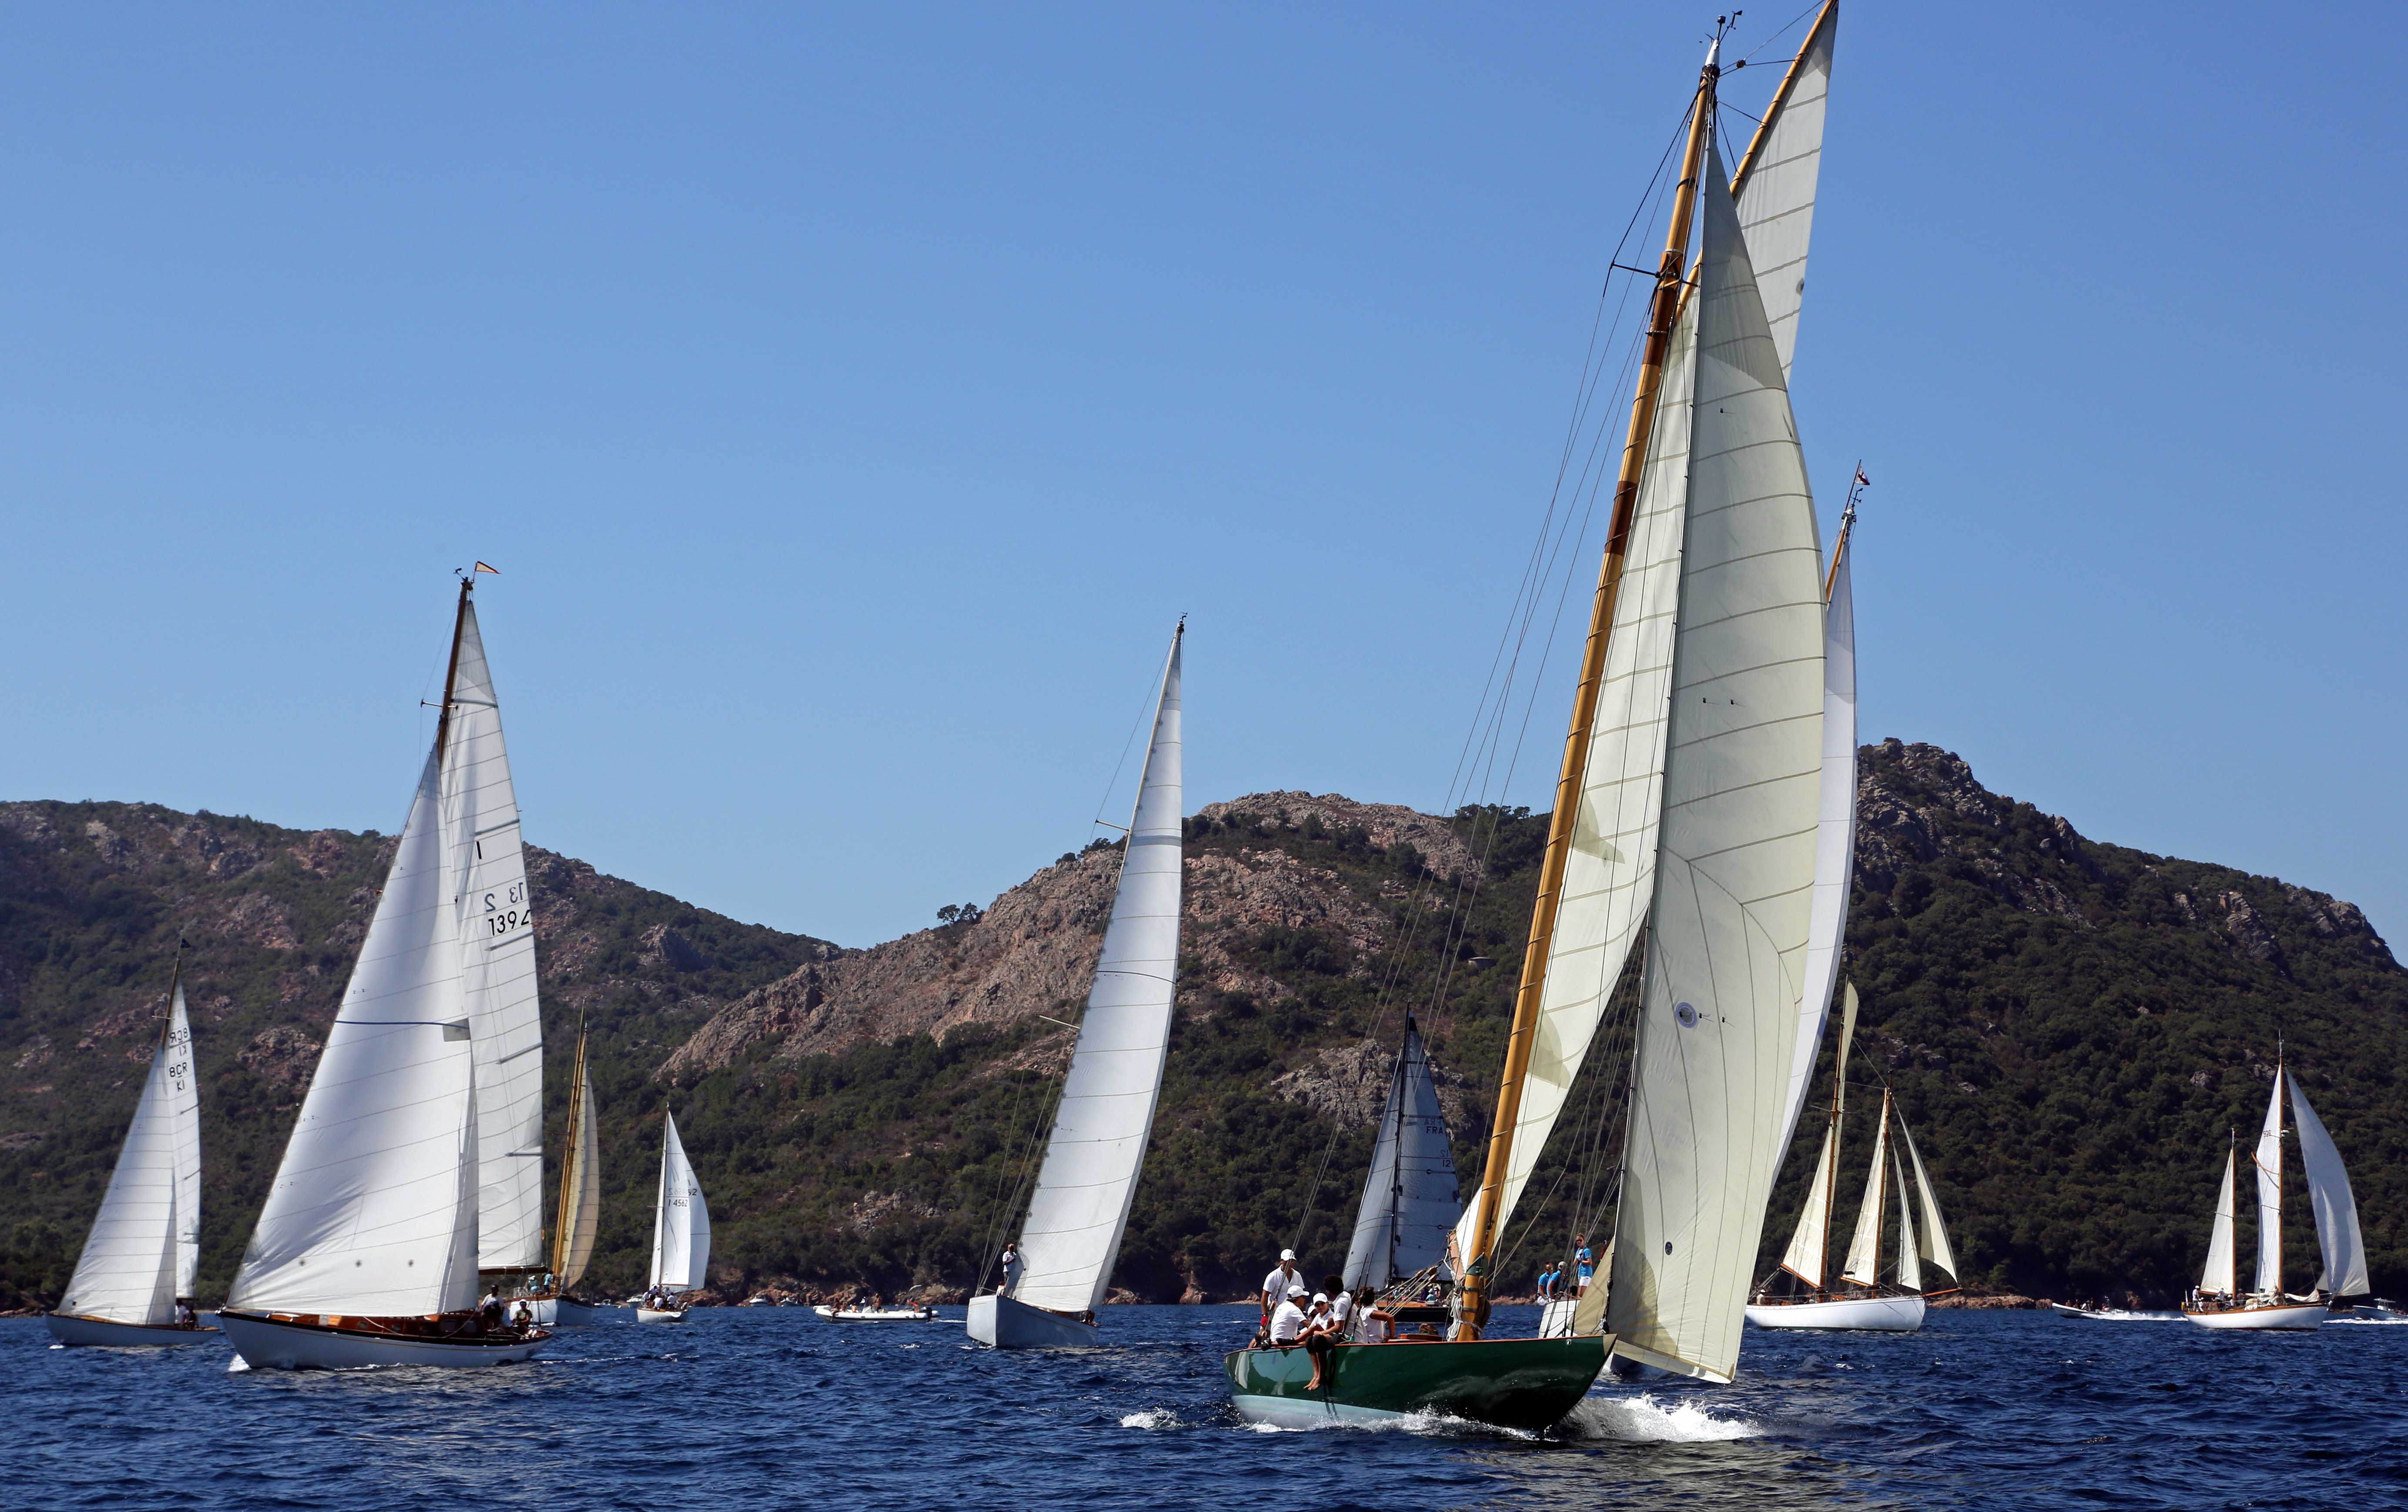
[1604,134,1828,1384]
[443,594,547,1274]
[1013,627,1184,1315]
[2287,1073,2368,1297]
[2251,1074,2284,1295]
[1781,530,1857,1165]
[57,987,198,1324]
[1840,1096,1892,1287]
[2200,1146,2238,1296]
[1343,1019,1463,1290]
[650,1110,706,1294]
[552,1028,603,1292]
[227,747,480,1317]
[1731,0,1838,383]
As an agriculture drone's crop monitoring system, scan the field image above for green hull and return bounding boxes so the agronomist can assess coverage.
[1224,1334,1609,1432]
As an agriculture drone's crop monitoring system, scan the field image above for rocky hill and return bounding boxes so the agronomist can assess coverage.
[3,747,2403,1310]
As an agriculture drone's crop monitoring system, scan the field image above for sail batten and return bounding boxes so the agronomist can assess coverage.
[1344,1022,1464,1290]
[1013,629,1184,1315]
[1604,133,1828,1384]
[2287,1073,2369,1297]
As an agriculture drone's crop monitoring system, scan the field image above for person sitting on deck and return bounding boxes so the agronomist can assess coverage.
[1303,1292,1344,1389]
[173,1300,196,1328]
[1321,1275,1355,1340]
[1357,1302,1392,1344]
[1268,1285,1309,1347]
[509,1298,533,1330]
[1261,1249,1301,1322]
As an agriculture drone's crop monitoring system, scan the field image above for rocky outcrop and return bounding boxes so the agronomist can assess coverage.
[1269,1040,1469,1134]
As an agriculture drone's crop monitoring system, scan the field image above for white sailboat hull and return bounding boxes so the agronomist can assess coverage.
[553,1298,612,1327]
[44,1314,218,1348]
[2183,1301,2327,1331]
[219,1312,550,1369]
[1744,1294,1926,1332]
[966,1293,1098,1348]
[635,1306,687,1324]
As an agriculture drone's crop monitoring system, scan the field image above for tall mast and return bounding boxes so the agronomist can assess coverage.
[1456,38,1724,1341]
[1816,1048,1844,1299]
[434,576,473,764]
[1824,464,1864,603]
[548,1022,589,1282]
[2270,1046,2284,1294]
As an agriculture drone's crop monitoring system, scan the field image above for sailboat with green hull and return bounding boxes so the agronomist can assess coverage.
[1225,0,1847,1429]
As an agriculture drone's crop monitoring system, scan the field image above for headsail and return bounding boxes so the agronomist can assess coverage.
[2200,1146,2238,1296]
[1343,1019,1463,1290]
[227,746,480,1317]
[1781,525,1857,1164]
[2286,1073,2368,1297]
[1892,1142,1922,1293]
[1896,1114,1957,1280]
[1775,1123,1839,1288]
[1013,626,1184,1314]
[443,593,547,1273]
[1731,0,1839,382]
[2251,1073,2284,1295]
[58,986,195,1325]
[1603,134,1827,1385]
[1841,1096,1892,1287]
[165,981,201,1300]
[550,1025,603,1291]
[650,1110,704,1293]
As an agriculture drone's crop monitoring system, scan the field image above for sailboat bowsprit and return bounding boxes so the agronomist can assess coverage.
[218,575,552,1369]
[970,624,1184,1349]
[1228,4,1845,1429]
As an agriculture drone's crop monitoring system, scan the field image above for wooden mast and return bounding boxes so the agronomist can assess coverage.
[1731,0,1838,198]
[548,1022,589,1286]
[1455,41,1724,1341]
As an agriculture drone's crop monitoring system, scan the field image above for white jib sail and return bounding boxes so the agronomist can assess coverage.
[689,1172,713,1297]
[165,982,201,1300]
[228,747,480,1317]
[1892,1142,1922,1293]
[1776,1121,1839,1288]
[556,1039,603,1291]
[1732,0,1836,383]
[2286,1073,2369,1297]
[2200,1147,2238,1296]
[1897,1114,1958,1280]
[444,597,547,1272]
[1343,1022,1464,1290]
[1451,278,1700,1275]
[1605,136,1827,1384]
[1780,526,1857,1169]
[1015,627,1184,1314]
[651,1111,697,1292]
[2252,1074,2284,1295]
[58,1000,192,1324]
[1841,1103,1892,1287]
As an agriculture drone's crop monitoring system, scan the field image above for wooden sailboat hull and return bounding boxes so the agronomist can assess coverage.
[2183,1301,2327,1331]
[634,1306,687,1324]
[1224,1334,1608,1431]
[1744,1294,1925,1331]
[966,1293,1098,1348]
[219,1311,550,1369]
[44,1314,218,1348]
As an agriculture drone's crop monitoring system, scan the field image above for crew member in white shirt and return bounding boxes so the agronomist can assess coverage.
[997,1240,1026,1297]
[1268,1285,1309,1344]
[1261,1249,1301,1321]
[1320,1274,1355,1339]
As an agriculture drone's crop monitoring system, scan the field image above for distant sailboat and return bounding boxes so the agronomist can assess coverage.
[969,623,1184,1350]
[1747,991,1959,1331]
[218,575,551,1369]
[46,960,211,1348]
[637,1110,711,1322]
[1340,1017,1463,1294]
[2184,1055,2366,1330]
[545,1022,606,1326]
[1230,7,1843,1428]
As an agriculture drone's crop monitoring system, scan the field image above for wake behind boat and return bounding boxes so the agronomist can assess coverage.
[815,1303,938,1322]
[218,575,550,1370]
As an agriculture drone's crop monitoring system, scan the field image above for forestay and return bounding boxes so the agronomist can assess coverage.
[1450,281,1699,1276]
[2200,1148,2238,1296]
[2287,1074,2369,1297]
[1015,629,1184,1314]
[444,598,547,1272]
[1731,1,1838,382]
[59,989,199,1324]
[1605,137,1826,1384]
[2252,1076,2284,1295]
[1343,1021,1463,1290]
[228,749,480,1317]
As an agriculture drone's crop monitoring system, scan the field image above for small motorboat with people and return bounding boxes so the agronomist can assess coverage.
[47,952,214,1349]
[218,576,553,1370]
[2183,1052,2368,1331]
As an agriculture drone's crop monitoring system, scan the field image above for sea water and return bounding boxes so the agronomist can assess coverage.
[3,1304,2399,1509]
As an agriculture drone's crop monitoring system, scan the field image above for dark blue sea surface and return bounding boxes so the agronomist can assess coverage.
[5,1305,2402,1509]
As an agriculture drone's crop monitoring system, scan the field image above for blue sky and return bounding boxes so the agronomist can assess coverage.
[3,2,2401,949]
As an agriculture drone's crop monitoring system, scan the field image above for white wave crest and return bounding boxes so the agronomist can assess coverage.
[225,1355,252,1373]
[1563,1392,1757,1443]
[1121,1408,1178,1429]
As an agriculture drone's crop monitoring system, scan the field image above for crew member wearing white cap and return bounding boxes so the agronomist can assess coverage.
[1261,1249,1301,1321]
[1268,1285,1309,1344]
